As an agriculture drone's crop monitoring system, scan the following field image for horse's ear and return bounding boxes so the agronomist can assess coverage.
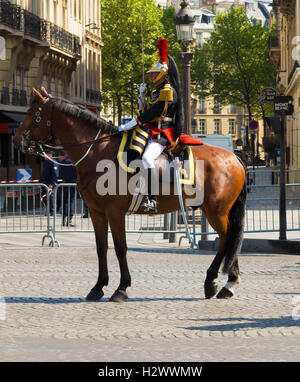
[32,88,46,104]
[40,86,49,97]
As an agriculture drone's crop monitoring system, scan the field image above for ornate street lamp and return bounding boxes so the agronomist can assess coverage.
[174,0,195,135]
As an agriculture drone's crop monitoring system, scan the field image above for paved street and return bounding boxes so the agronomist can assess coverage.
[0,231,299,363]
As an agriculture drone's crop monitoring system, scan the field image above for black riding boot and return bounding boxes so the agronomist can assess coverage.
[141,168,159,213]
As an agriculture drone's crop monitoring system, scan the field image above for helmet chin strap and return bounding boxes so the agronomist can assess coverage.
[153,71,167,85]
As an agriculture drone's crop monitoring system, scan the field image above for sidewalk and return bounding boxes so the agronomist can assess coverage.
[0,234,299,362]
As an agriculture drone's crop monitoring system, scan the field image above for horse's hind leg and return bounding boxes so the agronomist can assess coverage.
[203,213,228,299]
[216,259,240,299]
[86,210,109,301]
[108,209,131,302]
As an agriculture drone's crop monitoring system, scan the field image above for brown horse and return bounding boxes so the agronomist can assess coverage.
[14,88,246,302]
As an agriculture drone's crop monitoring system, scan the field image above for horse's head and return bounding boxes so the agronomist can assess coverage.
[13,87,54,154]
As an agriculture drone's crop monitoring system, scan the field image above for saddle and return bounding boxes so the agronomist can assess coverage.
[117,128,203,186]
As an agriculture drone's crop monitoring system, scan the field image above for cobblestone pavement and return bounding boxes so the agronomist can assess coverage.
[0,242,299,362]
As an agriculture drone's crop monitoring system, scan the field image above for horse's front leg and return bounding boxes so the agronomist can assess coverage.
[107,208,131,302]
[86,209,109,301]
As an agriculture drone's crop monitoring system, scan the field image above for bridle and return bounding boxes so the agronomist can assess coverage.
[21,96,120,167]
[22,98,53,155]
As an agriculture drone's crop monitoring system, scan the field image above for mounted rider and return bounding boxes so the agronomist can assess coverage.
[118,38,183,212]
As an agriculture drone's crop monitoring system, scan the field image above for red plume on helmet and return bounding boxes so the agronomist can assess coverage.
[157,38,168,64]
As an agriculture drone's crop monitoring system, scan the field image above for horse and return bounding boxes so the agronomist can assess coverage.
[14,88,247,302]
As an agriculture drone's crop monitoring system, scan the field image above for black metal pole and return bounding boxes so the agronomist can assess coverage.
[279,112,287,240]
[179,45,193,135]
[251,132,255,185]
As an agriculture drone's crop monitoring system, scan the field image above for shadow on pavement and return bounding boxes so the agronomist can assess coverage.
[180,316,299,331]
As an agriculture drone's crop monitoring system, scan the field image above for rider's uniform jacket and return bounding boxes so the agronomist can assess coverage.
[136,80,178,145]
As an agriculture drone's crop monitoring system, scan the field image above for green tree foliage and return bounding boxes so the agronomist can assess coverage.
[101,0,163,124]
[159,6,181,70]
[191,7,276,124]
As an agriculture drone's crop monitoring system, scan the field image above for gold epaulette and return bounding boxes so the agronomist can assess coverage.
[157,83,173,102]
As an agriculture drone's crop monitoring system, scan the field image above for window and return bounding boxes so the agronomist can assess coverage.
[192,119,197,133]
[30,0,37,14]
[248,3,255,11]
[79,0,82,22]
[191,100,197,115]
[228,104,236,114]
[74,0,77,20]
[214,119,221,134]
[229,119,235,135]
[53,0,57,24]
[196,32,202,47]
[199,98,206,113]
[199,119,206,134]
[213,100,221,114]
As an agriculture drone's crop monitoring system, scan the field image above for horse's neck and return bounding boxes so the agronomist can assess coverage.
[51,110,120,177]
[52,111,100,161]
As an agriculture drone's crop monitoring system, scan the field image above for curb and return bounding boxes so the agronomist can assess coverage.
[198,238,300,254]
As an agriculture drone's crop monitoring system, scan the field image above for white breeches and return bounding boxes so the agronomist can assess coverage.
[142,138,165,169]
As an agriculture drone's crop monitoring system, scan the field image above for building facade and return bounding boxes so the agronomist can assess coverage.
[0,0,102,180]
[269,0,300,181]
[191,7,252,149]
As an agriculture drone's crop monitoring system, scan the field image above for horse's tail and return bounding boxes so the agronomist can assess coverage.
[222,174,247,275]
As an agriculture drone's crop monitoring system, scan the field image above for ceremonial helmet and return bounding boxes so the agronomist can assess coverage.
[147,38,169,84]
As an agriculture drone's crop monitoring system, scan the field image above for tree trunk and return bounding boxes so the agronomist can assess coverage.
[246,103,252,148]
[117,94,122,126]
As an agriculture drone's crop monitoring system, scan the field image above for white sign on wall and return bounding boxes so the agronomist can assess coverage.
[0,37,6,60]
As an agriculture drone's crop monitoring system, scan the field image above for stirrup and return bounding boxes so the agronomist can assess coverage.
[141,196,158,213]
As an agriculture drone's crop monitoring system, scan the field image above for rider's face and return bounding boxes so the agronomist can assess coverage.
[148,72,159,84]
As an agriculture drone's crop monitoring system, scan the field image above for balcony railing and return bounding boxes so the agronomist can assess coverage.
[12,88,20,106]
[1,86,9,105]
[0,1,81,56]
[24,10,47,41]
[19,89,27,106]
[268,36,280,49]
[0,0,21,31]
[0,87,28,107]
[86,89,102,105]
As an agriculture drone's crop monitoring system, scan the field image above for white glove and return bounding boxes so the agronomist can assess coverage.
[118,118,138,132]
[138,83,148,112]
[139,83,147,96]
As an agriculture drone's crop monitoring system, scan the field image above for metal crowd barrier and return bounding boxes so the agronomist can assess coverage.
[1,169,300,248]
[51,183,190,247]
[0,182,55,246]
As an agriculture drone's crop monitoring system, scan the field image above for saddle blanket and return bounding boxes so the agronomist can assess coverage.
[117,130,199,186]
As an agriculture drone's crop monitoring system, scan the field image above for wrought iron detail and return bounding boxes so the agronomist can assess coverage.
[0,0,21,31]
[86,89,102,105]
[19,89,27,106]
[24,10,42,40]
[12,88,20,106]
[1,86,9,105]
[48,22,81,55]
[0,1,81,56]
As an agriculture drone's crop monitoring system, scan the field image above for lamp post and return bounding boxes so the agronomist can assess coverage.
[174,0,195,135]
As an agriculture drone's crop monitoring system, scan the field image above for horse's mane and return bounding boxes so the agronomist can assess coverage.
[47,96,118,134]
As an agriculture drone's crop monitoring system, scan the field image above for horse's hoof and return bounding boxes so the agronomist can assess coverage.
[204,281,218,299]
[109,290,128,303]
[86,289,104,301]
[216,287,234,299]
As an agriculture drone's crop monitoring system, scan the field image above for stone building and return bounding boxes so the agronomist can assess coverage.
[269,0,300,181]
[0,0,102,180]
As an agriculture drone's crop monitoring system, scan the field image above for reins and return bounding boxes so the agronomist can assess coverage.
[39,131,120,167]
